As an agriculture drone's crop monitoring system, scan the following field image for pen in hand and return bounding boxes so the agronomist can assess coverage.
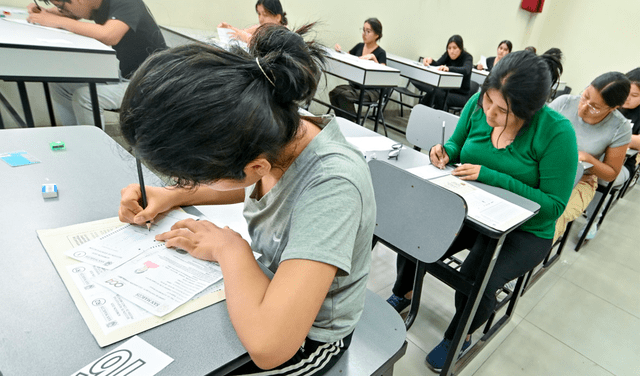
[136,158,152,231]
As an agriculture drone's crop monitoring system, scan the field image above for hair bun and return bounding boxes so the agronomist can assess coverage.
[249,24,326,105]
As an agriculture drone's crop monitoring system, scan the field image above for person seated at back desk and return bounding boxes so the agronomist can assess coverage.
[26,0,166,128]
[218,0,288,44]
[476,40,512,72]
[415,34,473,111]
[549,72,631,241]
[621,68,640,150]
[328,17,386,122]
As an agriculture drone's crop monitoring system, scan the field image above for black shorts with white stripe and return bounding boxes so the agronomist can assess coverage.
[229,331,354,376]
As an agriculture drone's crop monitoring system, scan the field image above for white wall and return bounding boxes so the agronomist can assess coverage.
[2,0,639,127]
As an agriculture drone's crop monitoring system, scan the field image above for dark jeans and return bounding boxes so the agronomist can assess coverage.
[329,84,379,122]
[413,81,469,111]
[392,226,552,339]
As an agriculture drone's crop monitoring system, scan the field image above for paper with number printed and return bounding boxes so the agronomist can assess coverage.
[71,336,173,376]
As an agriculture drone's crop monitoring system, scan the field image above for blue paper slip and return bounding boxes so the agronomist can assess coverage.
[0,150,41,167]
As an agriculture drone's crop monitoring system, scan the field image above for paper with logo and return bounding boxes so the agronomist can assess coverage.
[64,210,198,270]
[95,243,223,317]
[430,175,534,232]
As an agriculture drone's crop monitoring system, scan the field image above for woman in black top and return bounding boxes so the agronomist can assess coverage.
[476,40,512,71]
[329,18,386,122]
[417,35,473,111]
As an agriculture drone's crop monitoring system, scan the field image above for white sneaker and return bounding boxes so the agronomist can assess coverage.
[578,224,598,240]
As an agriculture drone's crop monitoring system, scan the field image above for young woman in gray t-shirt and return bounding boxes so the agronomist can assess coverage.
[549,72,632,240]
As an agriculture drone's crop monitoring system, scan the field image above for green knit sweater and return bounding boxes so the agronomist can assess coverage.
[444,92,578,239]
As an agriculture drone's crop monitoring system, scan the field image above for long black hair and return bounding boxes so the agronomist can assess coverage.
[364,17,383,41]
[478,50,563,127]
[591,72,631,108]
[119,24,325,187]
[446,34,464,51]
[498,40,513,53]
[256,0,288,26]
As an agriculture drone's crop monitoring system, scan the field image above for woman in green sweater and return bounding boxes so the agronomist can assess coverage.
[387,50,578,372]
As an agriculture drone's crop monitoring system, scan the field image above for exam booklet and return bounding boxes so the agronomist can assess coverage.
[65,210,223,317]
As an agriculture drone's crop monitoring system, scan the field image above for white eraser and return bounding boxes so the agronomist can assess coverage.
[42,184,58,198]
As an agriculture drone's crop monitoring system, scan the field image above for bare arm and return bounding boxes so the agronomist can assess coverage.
[580,144,629,182]
[629,134,640,150]
[27,11,129,46]
[156,219,337,370]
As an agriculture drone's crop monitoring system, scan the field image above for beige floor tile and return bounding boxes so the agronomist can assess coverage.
[473,320,613,376]
[366,242,400,294]
[525,279,640,375]
[391,339,430,375]
[562,250,640,319]
[514,269,561,318]
[581,228,640,274]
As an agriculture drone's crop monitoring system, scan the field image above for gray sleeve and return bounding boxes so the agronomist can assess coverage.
[548,94,570,113]
[609,116,632,148]
[280,177,362,277]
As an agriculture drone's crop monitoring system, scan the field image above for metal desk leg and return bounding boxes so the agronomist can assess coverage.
[355,88,365,125]
[440,235,505,376]
[42,83,57,127]
[0,90,27,128]
[88,83,102,129]
[17,81,35,127]
[373,90,385,134]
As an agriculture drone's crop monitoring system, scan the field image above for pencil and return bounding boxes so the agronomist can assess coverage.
[136,158,152,231]
[441,121,446,146]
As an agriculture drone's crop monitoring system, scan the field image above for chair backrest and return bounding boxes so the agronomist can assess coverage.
[368,160,467,263]
[406,104,460,151]
[469,80,481,95]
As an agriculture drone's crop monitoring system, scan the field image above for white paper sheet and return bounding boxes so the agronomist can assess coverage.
[65,210,199,270]
[3,17,72,34]
[217,27,234,44]
[430,175,534,232]
[478,55,487,69]
[95,244,223,317]
[71,336,173,376]
[406,164,453,180]
[346,136,400,153]
[67,263,154,335]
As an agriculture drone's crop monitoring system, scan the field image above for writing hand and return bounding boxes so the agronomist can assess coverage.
[156,218,249,262]
[423,57,433,66]
[452,164,481,181]
[334,43,342,52]
[119,184,177,227]
[437,66,449,72]
[429,144,450,169]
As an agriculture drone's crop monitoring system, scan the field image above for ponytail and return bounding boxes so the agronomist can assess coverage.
[119,24,326,187]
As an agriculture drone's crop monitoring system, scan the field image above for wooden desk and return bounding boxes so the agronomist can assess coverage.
[0,9,119,127]
[0,126,250,375]
[387,54,463,89]
[336,117,540,376]
[471,68,489,85]
[321,47,400,126]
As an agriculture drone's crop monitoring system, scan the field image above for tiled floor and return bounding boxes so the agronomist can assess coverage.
[341,108,640,376]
